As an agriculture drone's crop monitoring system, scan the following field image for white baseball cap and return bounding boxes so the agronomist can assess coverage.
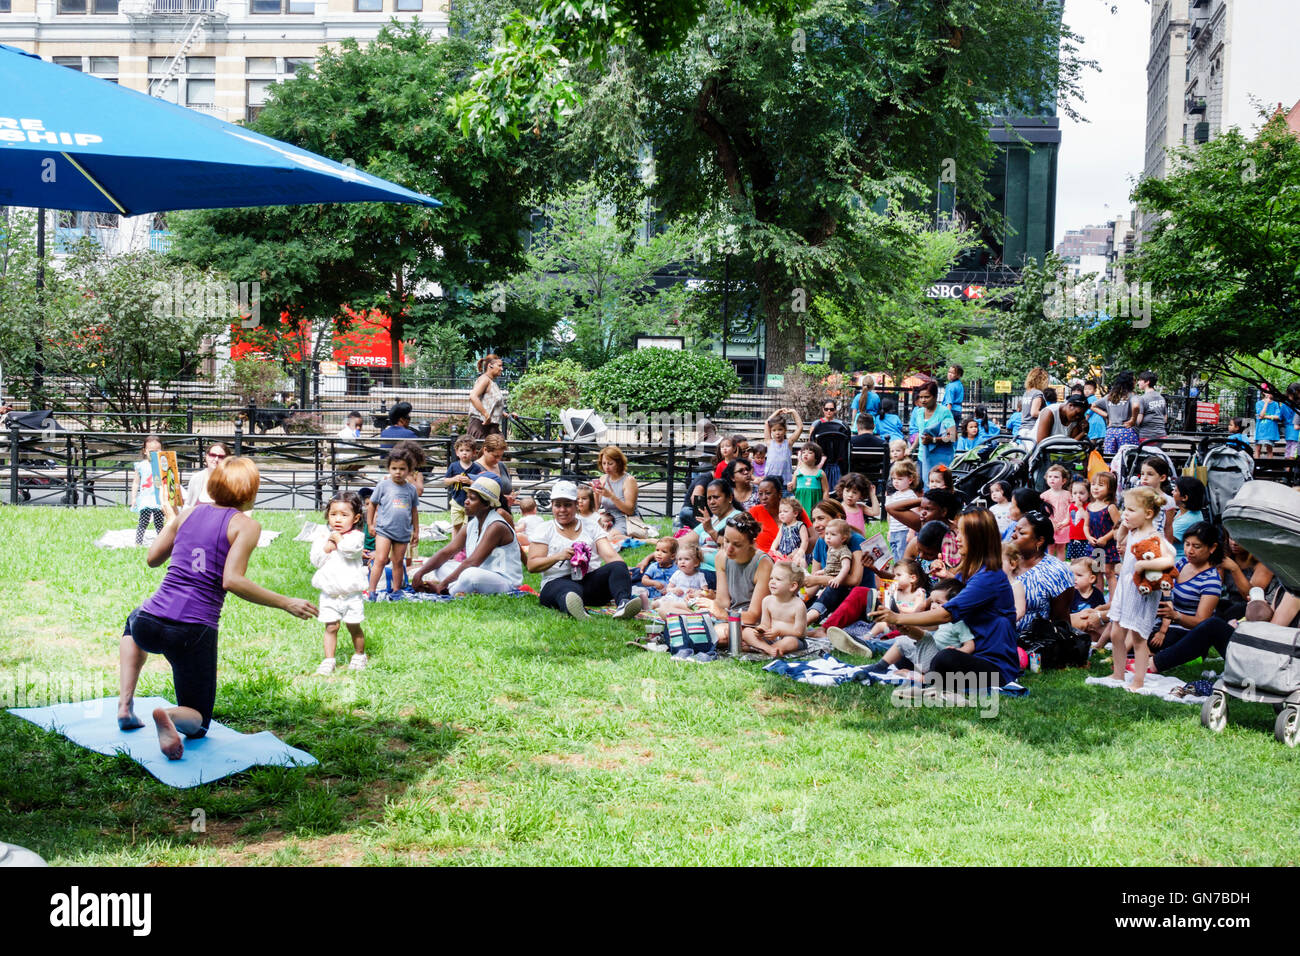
[550,480,579,502]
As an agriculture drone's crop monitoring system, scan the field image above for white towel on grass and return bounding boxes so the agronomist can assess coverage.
[1085,672,1210,705]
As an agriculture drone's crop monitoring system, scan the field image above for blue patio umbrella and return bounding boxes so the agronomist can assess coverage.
[0,43,440,214]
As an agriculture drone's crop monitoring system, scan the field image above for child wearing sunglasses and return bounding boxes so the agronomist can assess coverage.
[184,442,233,507]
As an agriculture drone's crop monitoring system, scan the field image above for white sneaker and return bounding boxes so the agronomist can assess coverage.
[348,653,368,672]
[612,595,645,619]
[564,591,590,620]
[315,658,336,676]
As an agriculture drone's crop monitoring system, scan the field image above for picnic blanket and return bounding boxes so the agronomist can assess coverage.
[1085,671,1216,705]
[95,528,280,549]
[295,520,453,544]
[763,655,1030,696]
[6,696,317,788]
[389,587,533,602]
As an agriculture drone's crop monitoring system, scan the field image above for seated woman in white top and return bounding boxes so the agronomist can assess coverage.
[184,442,232,507]
[526,480,643,621]
[411,477,522,596]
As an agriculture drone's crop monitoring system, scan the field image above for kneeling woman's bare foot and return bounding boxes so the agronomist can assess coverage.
[152,707,184,760]
[117,702,144,731]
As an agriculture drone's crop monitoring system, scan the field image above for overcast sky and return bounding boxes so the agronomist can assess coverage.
[1055,0,1150,245]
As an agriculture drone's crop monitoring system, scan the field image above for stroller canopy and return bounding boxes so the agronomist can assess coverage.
[1223,481,1300,595]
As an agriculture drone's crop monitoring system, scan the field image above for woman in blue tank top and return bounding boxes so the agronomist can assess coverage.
[117,457,317,760]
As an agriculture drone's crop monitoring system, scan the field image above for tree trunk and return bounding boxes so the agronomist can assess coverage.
[390,271,405,387]
[755,258,806,377]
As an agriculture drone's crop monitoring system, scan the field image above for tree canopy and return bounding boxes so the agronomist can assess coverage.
[1090,115,1300,400]
[168,20,561,385]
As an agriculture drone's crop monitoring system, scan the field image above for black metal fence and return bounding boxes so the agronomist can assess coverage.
[2,425,711,515]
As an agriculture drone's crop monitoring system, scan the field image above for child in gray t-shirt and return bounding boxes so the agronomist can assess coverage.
[366,449,421,597]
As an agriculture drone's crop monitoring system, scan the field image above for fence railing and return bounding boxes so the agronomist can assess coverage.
[2,426,714,515]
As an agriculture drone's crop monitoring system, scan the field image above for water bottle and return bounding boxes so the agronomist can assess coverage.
[1029,651,1041,674]
[384,565,393,593]
[728,614,741,658]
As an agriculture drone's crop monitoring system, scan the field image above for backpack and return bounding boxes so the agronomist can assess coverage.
[1017,617,1090,669]
[664,613,716,655]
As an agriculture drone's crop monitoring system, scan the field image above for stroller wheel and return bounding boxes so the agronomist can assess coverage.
[1274,707,1300,747]
[1201,691,1228,733]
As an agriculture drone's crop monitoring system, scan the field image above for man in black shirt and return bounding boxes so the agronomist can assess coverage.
[850,414,890,498]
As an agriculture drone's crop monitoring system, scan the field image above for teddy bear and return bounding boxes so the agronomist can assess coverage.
[1129,535,1176,596]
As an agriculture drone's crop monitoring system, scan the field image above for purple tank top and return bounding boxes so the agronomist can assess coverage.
[140,504,237,628]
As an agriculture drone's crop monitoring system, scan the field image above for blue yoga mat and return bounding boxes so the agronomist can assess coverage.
[7,696,318,789]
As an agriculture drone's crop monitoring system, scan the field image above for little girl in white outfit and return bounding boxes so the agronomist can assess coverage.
[311,492,369,674]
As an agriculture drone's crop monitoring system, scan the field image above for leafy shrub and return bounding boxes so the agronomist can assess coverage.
[581,348,741,416]
[781,363,839,420]
[225,357,290,406]
[509,358,591,420]
[283,411,325,434]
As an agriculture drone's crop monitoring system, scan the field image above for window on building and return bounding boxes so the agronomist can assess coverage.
[284,57,314,74]
[395,0,421,9]
[54,56,83,70]
[287,0,313,10]
[246,56,276,74]
[251,0,312,10]
[246,78,274,123]
[186,78,216,107]
[0,0,12,11]
[250,0,280,11]
[356,0,382,9]
[57,0,118,10]
[186,56,215,74]
[148,56,171,73]
[89,56,117,74]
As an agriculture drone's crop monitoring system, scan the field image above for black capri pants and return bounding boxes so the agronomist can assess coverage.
[539,562,634,614]
[124,608,218,735]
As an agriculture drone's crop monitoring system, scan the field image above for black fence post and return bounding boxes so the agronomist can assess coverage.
[313,436,323,510]
[543,413,551,442]
[247,400,257,437]
[330,439,339,497]
[234,419,243,457]
[666,429,676,519]
[186,405,194,435]
[8,422,19,505]
[65,433,75,507]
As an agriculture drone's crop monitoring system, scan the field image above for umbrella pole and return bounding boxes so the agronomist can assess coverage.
[33,207,45,409]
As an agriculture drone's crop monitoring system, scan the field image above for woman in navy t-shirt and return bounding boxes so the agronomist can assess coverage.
[873,509,1019,688]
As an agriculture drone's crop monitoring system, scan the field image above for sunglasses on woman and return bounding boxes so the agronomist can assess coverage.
[207,451,227,461]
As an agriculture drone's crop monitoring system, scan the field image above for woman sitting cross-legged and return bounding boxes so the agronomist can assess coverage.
[411,476,523,596]
[871,509,1021,692]
[708,512,775,651]
[527,480,644,620]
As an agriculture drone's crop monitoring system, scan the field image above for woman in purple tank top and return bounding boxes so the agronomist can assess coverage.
[116,457,317,760]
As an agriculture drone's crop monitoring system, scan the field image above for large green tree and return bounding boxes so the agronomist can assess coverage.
[504,180,700,367]
[546,0,1084,372]
[814,215,979,383]
[1090,115,1300,402]
[168,19,561,388]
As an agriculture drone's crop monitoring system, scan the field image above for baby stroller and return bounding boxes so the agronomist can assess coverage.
[1203,481,1300,746]
[954,458,1022,507]
[1200,440,1254,523]
[1022,435,1089,491]
[1111,439,1177,492]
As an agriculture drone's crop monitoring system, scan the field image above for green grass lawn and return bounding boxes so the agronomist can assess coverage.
[1,506,1296,866]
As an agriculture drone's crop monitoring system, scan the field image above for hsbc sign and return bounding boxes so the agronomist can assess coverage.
[927,283,986,300]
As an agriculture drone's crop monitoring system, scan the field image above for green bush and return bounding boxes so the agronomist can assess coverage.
[581,348,741,416]
[508,358,591,420]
